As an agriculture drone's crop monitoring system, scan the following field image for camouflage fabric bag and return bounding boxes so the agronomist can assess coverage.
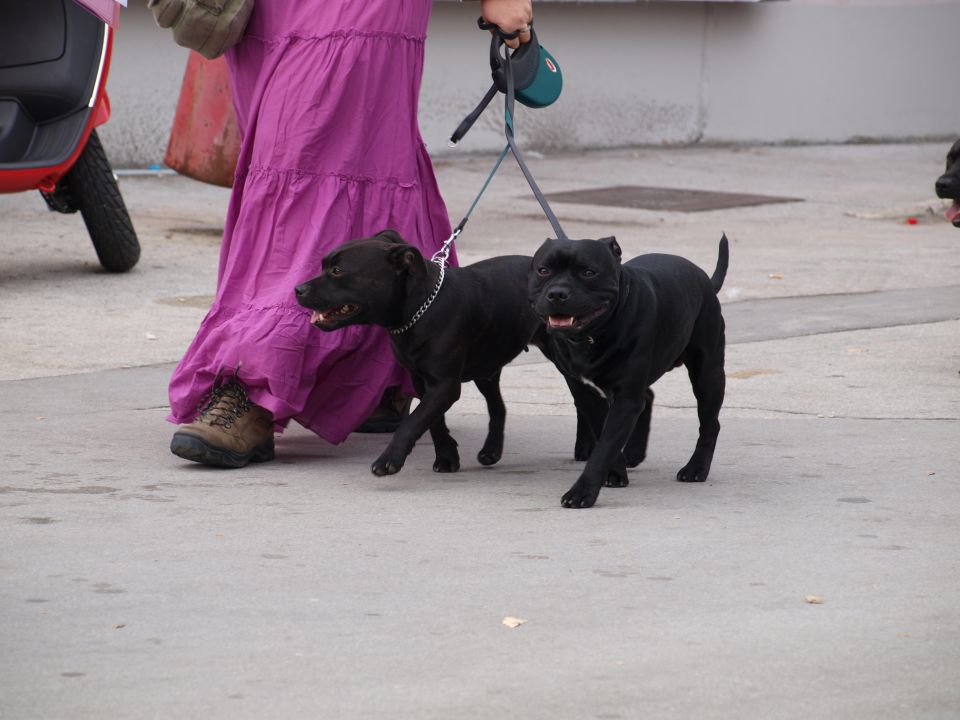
[148,0,254,60]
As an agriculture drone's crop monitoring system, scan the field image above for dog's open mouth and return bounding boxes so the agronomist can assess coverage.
[310,304,360,327]
[547,305,608,331]
[946,201,960,227]
[548,315,576,329]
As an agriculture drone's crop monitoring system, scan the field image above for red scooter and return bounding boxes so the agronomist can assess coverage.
[0,0,139,272]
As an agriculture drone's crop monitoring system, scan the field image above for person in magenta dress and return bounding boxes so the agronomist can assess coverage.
[168,0,534,467]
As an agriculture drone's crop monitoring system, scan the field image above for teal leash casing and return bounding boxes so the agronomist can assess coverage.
[449,21,563,146]
[487,23,563,110]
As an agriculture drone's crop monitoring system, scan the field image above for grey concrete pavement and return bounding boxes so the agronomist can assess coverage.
[1,143,959,719]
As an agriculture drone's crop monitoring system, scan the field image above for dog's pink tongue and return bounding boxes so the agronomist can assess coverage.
[945,202,960,224]
[310,311,324,324]
[548,315,575,328]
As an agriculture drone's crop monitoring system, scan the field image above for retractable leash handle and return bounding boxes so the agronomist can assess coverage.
[449,19,562,145]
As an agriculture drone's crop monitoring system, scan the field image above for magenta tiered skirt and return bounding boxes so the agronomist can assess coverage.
[168,1,452,443]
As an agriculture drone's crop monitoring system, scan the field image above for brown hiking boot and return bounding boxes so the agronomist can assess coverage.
[170,379,275,468]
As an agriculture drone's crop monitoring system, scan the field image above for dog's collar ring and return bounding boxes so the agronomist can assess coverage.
[430,226,461,267]
[389,261,445,336]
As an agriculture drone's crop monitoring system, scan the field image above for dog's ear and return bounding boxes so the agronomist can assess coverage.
[532,238,554,261]
[600,236,622,262]
[376,229,406,245]
[386,244,422,273]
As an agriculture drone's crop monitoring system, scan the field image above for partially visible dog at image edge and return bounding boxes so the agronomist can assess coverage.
[529,234,729,509]
[935,138,960,227]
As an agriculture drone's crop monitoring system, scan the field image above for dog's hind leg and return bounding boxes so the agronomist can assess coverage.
[677,313,725,483]
[412,375,460,473]
[623,388,654,468]
[474,373,505,466]
[428,414,460,473]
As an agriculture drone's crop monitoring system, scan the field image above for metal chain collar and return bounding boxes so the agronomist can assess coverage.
[389,256,447,336]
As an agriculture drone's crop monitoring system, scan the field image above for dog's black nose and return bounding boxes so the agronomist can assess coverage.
[547,287,569,303]
[935,176,955,198]
[295,283,309,299]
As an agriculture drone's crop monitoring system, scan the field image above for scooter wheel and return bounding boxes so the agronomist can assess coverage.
[67,129,141,273]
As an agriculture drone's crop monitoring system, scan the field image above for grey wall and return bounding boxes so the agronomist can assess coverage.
[700,2,960,144]
[100,1,960,167]
[100,4,190,168]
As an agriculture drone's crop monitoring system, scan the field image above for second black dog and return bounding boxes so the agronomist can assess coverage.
[295,229,548,476]
[935,138,960,228]
[530,235,729,509]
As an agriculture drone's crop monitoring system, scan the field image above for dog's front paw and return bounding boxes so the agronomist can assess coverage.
[676,459,711,483]
[477,437,502,466]
[604,469,629,488]
[477,449,501,466]
[371,453,405,476]
[433,453,461,473]
[561,478,601,509]
[603,454,628,487]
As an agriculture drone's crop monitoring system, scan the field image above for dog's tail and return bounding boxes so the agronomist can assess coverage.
[711,233,729,294]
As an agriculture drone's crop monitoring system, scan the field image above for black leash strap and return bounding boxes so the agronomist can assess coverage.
[450,19,522,148]
[449,83,498,147]
[501,40,567,240]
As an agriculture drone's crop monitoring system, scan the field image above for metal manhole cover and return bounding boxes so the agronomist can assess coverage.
[544,185,802,213]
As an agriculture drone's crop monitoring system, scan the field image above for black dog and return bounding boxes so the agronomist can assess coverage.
[935,139,960,227]
[295,229,553,477]
[530,235,729,509]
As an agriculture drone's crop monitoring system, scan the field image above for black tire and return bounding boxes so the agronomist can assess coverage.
[66,129,140,272]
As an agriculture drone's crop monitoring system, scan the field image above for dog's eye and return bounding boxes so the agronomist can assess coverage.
[329,265,344,277]
[536,267,551,277]
[581,269,597,279]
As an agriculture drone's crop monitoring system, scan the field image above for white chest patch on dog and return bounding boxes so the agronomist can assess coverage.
[579,376,607,399]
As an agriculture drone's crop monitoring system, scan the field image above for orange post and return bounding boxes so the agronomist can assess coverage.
[164,52,240,188]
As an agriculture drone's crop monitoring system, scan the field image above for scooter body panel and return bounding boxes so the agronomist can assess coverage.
[0,0,113,194]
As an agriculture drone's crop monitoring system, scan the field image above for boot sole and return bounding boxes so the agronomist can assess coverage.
[170,433,275,468]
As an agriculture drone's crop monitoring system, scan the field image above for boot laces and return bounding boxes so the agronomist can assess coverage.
[195,369,251,429]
